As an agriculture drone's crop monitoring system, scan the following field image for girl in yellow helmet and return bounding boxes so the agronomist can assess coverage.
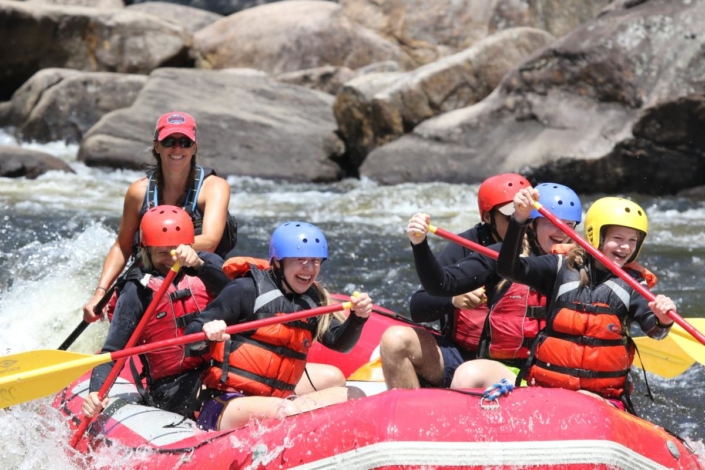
[497,189,675,412]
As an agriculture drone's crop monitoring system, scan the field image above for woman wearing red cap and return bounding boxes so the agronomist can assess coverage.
[82,111,237,323]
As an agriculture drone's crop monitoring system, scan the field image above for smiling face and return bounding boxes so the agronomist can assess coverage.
[599,225,640,267]
[278,258,322,294]
[148,246,177,275]
[533,217,575,254]
[154,132,197,173]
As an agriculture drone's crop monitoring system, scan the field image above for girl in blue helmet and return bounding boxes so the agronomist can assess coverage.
[185,222,372,431]
[398,183,582,390]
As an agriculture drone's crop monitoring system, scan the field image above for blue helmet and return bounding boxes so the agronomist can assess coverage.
[269,221,328,261]
[530,183,582,224]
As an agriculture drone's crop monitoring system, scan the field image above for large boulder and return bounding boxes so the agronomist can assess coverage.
[127,0,331,16]
[126,2,223,33]
[0,145,75,178]
[340,0,611,66]
[0,0,191,99]
[192,1,414,75]
[26,0,124,7]
[0,68,147,143]
[334,27,555,170]
[79,68,345,182]
[360,0,705,195]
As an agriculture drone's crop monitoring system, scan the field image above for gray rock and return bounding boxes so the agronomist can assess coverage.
[276,66,357,95]
[0,0,191,99]
[79,68,345,182]
[26,0,124,7]
[0,145,75,178]
[126,2,223,34]
[341,0,608,66]
[128,0,330,16]
[361,0,705,195]
[192,1,414,75]
[2,68,147,143]
[335,27,554,170]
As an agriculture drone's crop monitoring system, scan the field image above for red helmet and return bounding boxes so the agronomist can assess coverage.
[140,206,195,247]
[477,173,531,217]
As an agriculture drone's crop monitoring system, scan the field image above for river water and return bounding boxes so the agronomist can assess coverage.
[0,130,703,468]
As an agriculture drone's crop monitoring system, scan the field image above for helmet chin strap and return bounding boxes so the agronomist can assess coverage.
[273,259,297,295]
[488,212,504,243]
[527,221,543,255]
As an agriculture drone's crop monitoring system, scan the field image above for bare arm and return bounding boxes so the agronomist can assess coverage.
[194,175,231,253]
[82,179,146,322]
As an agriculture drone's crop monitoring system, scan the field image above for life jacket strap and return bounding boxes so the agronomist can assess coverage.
[228,336,308,361]
[175,311,200,329]
[554,301,615,315]
[534,360,630,379]
[550,331,628,347]
[525,306,547,319]
[213,363,297,393]
[170,288,193,302]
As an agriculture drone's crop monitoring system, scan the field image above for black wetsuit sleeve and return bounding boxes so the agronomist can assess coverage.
[193,252,230,296]
[318,313,368,353]
[496,217,559,296]
[89,282,151,393]
[183,278,256,337]
[408,228,486,322]
[412,239,499,297]
[628,277,672,339]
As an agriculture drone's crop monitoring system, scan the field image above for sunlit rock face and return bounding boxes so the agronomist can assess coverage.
[361,0,705,195]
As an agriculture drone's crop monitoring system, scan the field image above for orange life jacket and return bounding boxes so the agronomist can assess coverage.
[201,265,319,398]
[526,256,656,398]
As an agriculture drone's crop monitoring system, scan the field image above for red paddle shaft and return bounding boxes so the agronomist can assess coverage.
[533,201,705,347]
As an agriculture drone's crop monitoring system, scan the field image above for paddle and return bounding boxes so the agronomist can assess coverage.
[532,200,705,348]
[58,257,141,351]
[57,289,112,351]
[427,222,705,378]
[69,258,182,447]
[0,300,353,411]
[427,225,499,259]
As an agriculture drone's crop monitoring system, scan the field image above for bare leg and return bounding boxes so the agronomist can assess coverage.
[450,359,516,389]
[219,386,366,430]
[379,326,444,389]
[295,363,345,395]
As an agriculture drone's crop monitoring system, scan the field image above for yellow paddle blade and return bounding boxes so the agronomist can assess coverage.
[348,357,385,382]
[633,336,695,379]
[669,319,705,366]
[0,350,112,408]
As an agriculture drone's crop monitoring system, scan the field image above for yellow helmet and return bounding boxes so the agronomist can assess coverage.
[585,197,648,263]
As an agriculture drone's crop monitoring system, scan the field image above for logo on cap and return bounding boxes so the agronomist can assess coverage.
[167,114,186,125]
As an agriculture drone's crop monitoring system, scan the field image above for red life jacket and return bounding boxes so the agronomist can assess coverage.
[139,274,214,381]
[526,256,656,398]
[487,283,546,360]
[201,265,319,398]
[451,305,489,352]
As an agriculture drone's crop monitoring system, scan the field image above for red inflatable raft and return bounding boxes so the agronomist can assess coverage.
[54,300,704,470]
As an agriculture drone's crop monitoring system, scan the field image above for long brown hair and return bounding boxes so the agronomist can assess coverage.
[308,282,348,341]
[565,246,591,287]
[496,234,532,293]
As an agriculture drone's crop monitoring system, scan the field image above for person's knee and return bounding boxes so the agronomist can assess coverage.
[380,326,417,358]
[324,367,346,388]
[450,362,483,389]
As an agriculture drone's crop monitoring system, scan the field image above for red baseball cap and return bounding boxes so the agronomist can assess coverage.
[154,112,197,141]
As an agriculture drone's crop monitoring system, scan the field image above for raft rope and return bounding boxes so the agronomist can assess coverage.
[480,378,514,409]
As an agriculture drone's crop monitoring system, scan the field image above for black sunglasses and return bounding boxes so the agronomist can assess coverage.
[160,137,194,148]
